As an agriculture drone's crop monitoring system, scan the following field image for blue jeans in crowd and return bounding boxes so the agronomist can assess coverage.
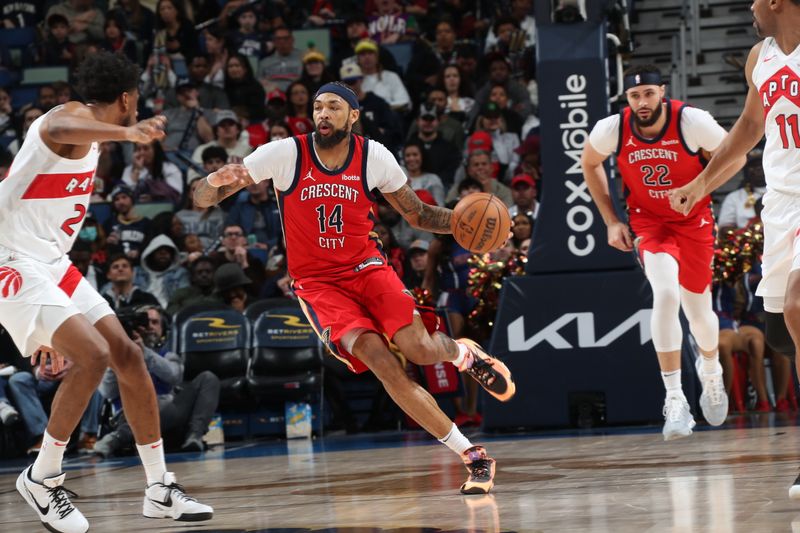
[8,372,102,438]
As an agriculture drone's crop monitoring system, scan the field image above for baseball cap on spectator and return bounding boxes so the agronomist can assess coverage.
[482,102,502,119]
[176,78,196,92]
[415,189,437,206]
[355,38,379,54]
[511,174,536,189]
[214,263,252,293]
[419,103,437,121]
[110,184,134,200]
[214,109,240,127]
[408,240,430,254]
[515,135,541,156]
[303,48,326,64]
[266,89,286,103]
[340,63,363,82]
[467,131,493,153]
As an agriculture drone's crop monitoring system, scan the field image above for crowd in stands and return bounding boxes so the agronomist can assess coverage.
[0,0,542,457]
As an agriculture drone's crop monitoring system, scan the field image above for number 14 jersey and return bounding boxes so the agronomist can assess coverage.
[0,109,99,263]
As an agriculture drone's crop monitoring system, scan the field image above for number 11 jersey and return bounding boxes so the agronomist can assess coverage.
[0,109,98,263]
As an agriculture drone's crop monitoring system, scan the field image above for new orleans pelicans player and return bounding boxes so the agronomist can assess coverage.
[668,0,800,498]
[581,65,746,441]
[194,82,515,494]
[0,52,211,533]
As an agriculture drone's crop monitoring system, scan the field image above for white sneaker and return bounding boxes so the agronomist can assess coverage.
[16,465,88,533]
[696,357,729,426]
[0,400,19,425]
[662,394,696,441]
[143,472,213,522]
[790,473,800,500]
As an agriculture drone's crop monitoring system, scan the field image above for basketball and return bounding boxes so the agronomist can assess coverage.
[450,193,512,254]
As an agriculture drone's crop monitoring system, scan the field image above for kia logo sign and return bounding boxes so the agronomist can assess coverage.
[507,310,653,351]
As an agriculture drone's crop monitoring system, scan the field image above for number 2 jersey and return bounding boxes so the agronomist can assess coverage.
[243,134,407,281]
[588,98,727,222]
[0,108,98,263]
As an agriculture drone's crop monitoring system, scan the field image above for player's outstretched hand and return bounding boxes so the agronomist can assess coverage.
[31,346,65,375]
[126,115,167,143]
[207,164,250,188]
[607,221,633,252]
[668,178,704,217]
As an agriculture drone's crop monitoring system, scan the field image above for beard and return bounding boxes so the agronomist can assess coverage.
[632,102,663,128]
[313,121,350,149]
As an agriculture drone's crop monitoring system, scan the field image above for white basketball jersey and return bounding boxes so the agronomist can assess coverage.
[0,108,99,263]
[754,38,800,195]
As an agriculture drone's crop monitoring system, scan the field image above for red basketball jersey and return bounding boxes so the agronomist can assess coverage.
[616,99,709,221]
[278,134,383,281]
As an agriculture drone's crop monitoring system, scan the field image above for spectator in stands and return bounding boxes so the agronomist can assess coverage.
[121,140,183,206]
[1,1,43,28]
[139,50,178,113]
[225,52,267,123]
[331,13,399,75]
[69,239,105,291]
[407,19,461,99]
[191,110,252,172]
[137,235,191,308]
[36,85,57,112]
[9,357,102,454]
[166,54,230,110]
[167,256,220,315]
[403,239,429,289]
[111,0,155,58]
[77,211,108,266]
[46,0,105,45]
[513,134,541,182]
[403,142,445,207]
[374,223,405,278]
[488,83,524,136]
[102,253,160,309]
[96,306,221,455]
[474,102,520,180]
[100,11,140,66]
[440,64,475,120]
[356,38,411,112]
[211,224,266,296]
[406,103,462,185]
[269,121,291,141]
[300,48,335,97]
[258,26,303,92]
[454,43,480,94]
[718,153,766,229]
[226,180,281,248]
[7,106,43,156]
[0,148,13,180]
[177,176,226,250]
[511,213,533,248]
[202,25,229,89]
[284,81,314,136]
[484,0,536,52]
[104,185,151,262]
[457,177,483,198]
[446,150,513,205]
[376,193,433,249]
[340,63,402,155]
[473,53,532,121]
[0,88,12,136]
[229,4,264,59]
[0,364,19,426]
[162,80,214,152]
[39,14,74,67]
[366,0,418,44]
[214,263,253,312]
[509,173,539,219]
[406,92,465,151]
[153,0,197,61]
[94,141,125,200]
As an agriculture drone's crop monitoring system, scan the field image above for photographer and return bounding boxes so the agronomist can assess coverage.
[94,306,220,457]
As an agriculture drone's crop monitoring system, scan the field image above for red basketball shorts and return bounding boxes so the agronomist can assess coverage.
[294,264,439,374]
[629,211,715,293]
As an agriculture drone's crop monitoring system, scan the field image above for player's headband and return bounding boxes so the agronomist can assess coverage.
[623,71,664,91]
[314,83,360,111]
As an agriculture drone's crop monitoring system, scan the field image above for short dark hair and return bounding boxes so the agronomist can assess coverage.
[107,253,133,271]
[47,13,69,28]
[190,256,216,273]
[458,177,482,192]
[77,51,140,104]
[623,64,662,79]
[202,145,228,163]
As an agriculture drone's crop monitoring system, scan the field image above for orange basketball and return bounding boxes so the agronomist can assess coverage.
[450,192,511,254]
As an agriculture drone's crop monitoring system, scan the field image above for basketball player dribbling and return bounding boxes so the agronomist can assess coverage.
[581,64,747,440]
[668,0,800,497]
[0,53,211,533]
[194,82,516,494]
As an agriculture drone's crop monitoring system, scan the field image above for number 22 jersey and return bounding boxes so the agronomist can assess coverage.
[0,109,98,263]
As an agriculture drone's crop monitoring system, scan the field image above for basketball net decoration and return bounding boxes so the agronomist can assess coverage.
[466,252,527,340]
[713,218,764,285]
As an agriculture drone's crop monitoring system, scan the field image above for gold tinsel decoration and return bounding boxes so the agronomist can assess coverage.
[466,252,528,339]
[713,219,764,285]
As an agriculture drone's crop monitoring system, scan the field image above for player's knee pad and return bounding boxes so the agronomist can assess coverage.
[765,312,796,357]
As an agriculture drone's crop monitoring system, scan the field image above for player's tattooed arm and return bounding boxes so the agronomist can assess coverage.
[194,164,255,208]
[384,184,452,233]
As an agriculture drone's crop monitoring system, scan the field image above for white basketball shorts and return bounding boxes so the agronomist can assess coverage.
[757,189,800,312]
[0,245,113,356]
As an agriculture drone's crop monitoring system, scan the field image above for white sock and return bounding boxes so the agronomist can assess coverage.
[661,369,683,396]
[701,352,720,374]
[136,439,167,485]
[31,430,68,482]
[452,342,470,368]
[438,423,472,455]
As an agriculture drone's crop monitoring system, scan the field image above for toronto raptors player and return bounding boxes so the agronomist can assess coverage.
[0,53,211,533]
[668,0,800,497]
[194,82,515,494]
[581,65,746,441]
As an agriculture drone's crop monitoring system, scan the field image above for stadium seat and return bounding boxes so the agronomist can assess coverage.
[21,66,69,85]
[176,303,250,407]
[10,86,38,111]
[0,27,37,67]
[0,69,18,88]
